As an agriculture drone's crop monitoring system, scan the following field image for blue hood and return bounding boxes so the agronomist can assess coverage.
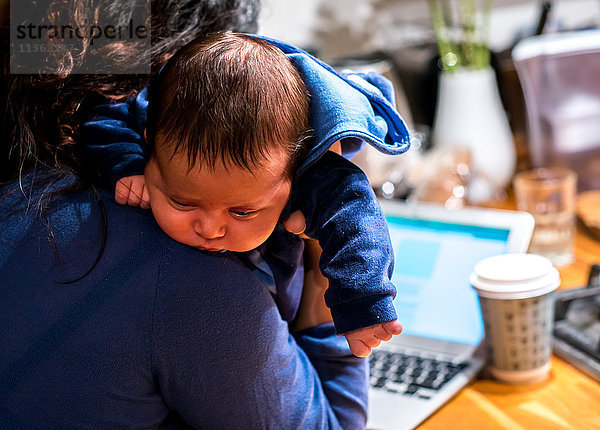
[254,35,410,175]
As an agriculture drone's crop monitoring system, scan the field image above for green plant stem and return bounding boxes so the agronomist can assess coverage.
[428,0,492,73]
[429,0,457,72]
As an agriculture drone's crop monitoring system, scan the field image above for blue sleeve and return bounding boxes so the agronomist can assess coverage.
[294,324,370,428]
[153,243,368,429]
[287,151,397,335]
[80,96,149,187]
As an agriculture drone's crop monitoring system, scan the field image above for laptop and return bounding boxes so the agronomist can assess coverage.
[368,201,534,430]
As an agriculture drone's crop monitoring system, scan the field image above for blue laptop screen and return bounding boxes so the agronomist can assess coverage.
[387,215,510,346]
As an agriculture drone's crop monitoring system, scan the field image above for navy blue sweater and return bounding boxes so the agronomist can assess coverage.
[81,36,411,334]
[0,175,368,429]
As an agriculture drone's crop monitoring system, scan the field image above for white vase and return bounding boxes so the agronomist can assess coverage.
[432,67,516,202]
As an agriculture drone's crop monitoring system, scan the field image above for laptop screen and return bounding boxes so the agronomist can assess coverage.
[387,215,510,346]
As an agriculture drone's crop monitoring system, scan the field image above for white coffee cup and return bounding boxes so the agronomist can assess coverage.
[470,253,561,384]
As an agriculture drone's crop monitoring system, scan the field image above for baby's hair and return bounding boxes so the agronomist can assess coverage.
[152,31,311,174]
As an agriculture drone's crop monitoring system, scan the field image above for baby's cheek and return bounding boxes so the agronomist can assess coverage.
[153,205,181,237]
[236,223,267,249]
[257,216,280,242]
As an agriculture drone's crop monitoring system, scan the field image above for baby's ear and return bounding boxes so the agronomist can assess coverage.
[143,128,148,141]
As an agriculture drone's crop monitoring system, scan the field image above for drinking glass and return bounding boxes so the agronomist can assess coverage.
[513,167,577,266]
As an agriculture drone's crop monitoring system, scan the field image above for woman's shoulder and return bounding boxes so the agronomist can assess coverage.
[0,174,205,287]
[0,172,272,345]
[0,172,275,330]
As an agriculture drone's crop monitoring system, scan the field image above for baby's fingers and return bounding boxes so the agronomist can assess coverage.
[372,324,393,342]
[128,179,145,207]
[347,329,381,348]
[115,179,131,205]
[383,320,403,336]
[347,338,372,357]
[282,210,307,236]
[140,185,151,210]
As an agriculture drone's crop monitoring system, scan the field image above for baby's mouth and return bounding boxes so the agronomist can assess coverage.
[195,245,223,252]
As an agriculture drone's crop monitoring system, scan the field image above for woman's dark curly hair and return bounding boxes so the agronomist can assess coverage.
[0,0,260,283]
[0,0,261,182]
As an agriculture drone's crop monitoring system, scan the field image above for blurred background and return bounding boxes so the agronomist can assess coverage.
[256,0,600,212]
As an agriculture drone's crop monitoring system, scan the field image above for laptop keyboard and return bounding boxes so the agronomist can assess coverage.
[369,349,469,399]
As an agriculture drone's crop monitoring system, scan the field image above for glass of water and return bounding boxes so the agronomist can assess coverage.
[513,167,577,266]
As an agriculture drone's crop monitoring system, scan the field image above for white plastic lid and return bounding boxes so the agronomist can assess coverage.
[470,254,561,299]
[512,30,600,62]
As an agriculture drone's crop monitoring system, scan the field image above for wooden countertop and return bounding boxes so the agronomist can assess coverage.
[418,211,600,430]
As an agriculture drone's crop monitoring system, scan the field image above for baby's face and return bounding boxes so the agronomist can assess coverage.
[144,144,292,253]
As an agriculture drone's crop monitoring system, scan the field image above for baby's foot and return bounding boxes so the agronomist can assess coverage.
[344,320,403,357]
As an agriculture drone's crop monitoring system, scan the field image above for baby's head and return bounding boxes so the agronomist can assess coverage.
[144,32,310,252]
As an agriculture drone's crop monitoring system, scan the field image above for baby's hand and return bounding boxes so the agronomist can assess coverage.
[115,175,150,209]
[282,210,308,238]
[345,320,403,357]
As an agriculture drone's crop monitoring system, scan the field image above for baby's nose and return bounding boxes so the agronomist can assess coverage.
[193,218,226,240]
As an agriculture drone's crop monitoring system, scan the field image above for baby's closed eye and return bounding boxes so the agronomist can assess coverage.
[230,209,258,218]
[171,198,191,208]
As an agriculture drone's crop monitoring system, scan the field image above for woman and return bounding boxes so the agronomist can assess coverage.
[0,1,368,428]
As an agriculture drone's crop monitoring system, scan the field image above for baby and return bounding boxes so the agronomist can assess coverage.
[82,32,406,356]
